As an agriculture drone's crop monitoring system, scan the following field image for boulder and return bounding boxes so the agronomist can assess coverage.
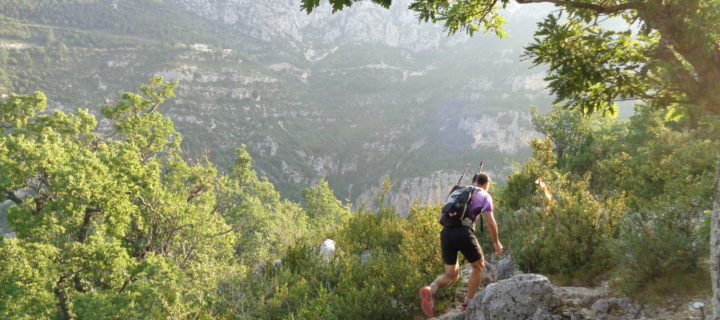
[429,257,647,320]
[530,308,564,320]
[252,259,283,279]
[495,256,520,281]
[554,286,608,309]
[466,274,556,320]
[360,249,372,263]
[460,260,498,286]
[433,310,465,320]
[319,239,335,262]
[252,262,267,279]
[591,297,642,319]
[482,261,497,286]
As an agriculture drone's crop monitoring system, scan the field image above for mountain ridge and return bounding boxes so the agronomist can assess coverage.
[0,0,553,208]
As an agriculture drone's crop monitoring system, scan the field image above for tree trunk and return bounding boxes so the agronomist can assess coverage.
[54,276,74,320]
[713,146,720,320]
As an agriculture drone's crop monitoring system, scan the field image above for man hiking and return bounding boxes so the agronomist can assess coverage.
[419,172,503,317]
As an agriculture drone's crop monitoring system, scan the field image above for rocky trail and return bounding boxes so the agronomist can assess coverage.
[425,256,709,320]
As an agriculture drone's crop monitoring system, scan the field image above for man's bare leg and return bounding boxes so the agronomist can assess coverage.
[430,263,460,294]
[464,259,485,304]
[420,263,460,317]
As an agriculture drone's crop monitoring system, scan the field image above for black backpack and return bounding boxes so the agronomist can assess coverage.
[439,185,477,228]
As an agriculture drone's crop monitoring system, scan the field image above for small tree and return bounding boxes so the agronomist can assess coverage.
[303,178,352,236]
[0,77,237,319]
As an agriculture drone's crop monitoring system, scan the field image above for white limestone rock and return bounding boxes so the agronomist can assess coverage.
[468,274,556,320]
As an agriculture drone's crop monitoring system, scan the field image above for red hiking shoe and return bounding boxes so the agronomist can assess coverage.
[419,286,434,317]
[460,304,468,312]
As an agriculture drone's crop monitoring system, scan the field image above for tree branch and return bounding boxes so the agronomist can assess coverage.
[181,238,199,266]
[54,267,84,320]
[54,275,73,320]
[209,224,242,238]
[136,195,161,216]
[515,0,638,14]
[477,0,500,25]
[116,274,135,295]
[3,191,23,205]
[77,206,101,243]
[653,39,704,104]
[186,185,207,203]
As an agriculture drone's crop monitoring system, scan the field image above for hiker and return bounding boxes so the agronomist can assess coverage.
[419,173,503,317]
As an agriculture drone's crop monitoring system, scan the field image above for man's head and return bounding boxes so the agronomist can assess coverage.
[472,173,491,191]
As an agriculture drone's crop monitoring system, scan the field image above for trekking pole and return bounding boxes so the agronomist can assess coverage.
[457,163,471,186]
[477,160,486,234]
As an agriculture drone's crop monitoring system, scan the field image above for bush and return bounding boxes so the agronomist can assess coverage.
[500,146,621,284]
[217,204,448,319]
[501,105,716,295]
[608,117,716,294]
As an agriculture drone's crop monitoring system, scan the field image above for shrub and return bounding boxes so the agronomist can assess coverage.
[501,166,621,284]
[503,106,716,295]
[217,204,449,319]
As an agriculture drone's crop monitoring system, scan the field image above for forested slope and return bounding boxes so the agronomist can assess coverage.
[0,0,553,206]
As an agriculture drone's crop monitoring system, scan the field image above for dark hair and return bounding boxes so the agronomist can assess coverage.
[472,173,490,186]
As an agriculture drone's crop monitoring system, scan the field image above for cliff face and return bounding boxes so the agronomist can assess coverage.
[357,110,539,213]
[171,0,460,52]
[459,111,539,154]
[0,0,554,205]
[171,0,553,53]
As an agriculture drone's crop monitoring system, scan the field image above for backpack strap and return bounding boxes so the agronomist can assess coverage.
[479,211,484,234]
[459,186,478,227]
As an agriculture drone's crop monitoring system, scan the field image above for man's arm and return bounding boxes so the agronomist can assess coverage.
[482,211,503,254]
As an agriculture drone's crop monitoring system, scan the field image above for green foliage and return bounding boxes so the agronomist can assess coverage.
[0,78,458,319]
[303,0,509,36]
[0,78,250,319]
[531,106,597,174]
[500,104,716,292]
[302,0,391,14]
[218,197,446,320]
[303,178,351,237]
[0,238,58,319]
[218,145,310,267]
[408,0,509,37]
[525,14,650,115]
[500,138,621,284]
[607,110,716,293]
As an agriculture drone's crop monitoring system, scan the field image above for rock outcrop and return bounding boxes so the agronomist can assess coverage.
[170,0,462,52]
[434,257,648,320]
[467,274,556,320]
[495,256,520,281]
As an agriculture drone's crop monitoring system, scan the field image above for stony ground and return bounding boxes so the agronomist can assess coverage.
[431,289,709,320]
[417,257,710,320]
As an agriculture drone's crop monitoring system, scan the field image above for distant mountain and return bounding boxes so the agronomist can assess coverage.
[0,0,554,210]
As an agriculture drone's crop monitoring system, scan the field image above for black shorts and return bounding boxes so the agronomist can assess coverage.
[440,227,483,265]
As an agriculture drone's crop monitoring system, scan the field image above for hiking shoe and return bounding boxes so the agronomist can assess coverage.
[460,304,468,312]
[419,286,434,317]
